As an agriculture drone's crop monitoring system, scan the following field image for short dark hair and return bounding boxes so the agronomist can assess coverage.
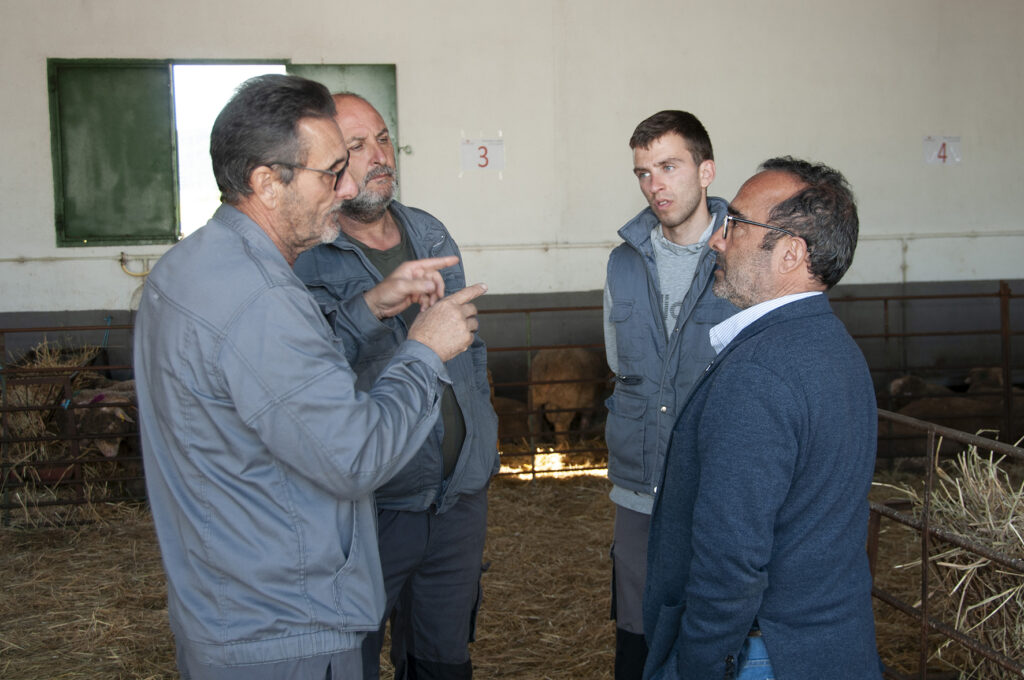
[210,74,336,204]
[629,110,714,165]
[759,156,859,289]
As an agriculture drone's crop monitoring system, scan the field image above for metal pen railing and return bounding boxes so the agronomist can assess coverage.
[871,409,1024,679]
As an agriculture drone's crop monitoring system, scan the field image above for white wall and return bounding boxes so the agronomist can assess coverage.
[1,0,1022,313]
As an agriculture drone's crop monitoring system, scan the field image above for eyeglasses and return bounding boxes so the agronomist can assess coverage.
[722,214,798,239]
[268,161,347,191]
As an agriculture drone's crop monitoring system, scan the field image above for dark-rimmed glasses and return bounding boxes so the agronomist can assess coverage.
[722,214,798,239]
[268,161,347,191]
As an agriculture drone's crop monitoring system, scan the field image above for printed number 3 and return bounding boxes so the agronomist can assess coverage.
[477,145,489,168]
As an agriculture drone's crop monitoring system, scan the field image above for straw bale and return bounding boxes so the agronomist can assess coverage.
[2,341,102,457]
[2,341,141,528]
[876,451,1024,678]
[923,451,1023,678]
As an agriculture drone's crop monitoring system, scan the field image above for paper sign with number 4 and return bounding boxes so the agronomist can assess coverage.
[923,136,962,165]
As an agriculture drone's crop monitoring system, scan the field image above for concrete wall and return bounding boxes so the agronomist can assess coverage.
[2,0,1023,313]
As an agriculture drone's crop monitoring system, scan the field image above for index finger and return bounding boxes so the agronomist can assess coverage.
[406,255,460,274]
[445,282,488,304]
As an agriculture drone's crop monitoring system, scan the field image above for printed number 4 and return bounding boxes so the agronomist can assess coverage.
[937,142,947,163]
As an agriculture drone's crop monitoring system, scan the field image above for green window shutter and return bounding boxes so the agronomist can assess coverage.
[49,60,179,247]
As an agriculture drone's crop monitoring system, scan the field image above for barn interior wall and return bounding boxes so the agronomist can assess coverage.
[2,0,1024,314]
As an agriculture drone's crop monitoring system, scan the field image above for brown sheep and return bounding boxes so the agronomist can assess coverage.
[882,374,954,411]
[68,380,137,458]
[528,348,606,449]
[879,394,1024,458]
[964,367,1024,403]
[965,366,1006,393]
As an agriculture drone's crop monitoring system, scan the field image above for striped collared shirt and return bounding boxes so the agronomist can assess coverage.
[709,292,822,355]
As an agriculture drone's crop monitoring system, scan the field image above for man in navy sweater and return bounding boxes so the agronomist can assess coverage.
[643,158,882,679]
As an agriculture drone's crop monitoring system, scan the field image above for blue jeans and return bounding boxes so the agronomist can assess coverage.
[737,635,775,680]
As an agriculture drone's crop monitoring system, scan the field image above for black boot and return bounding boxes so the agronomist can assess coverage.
[406,656,473,680]
[614,627,648,680]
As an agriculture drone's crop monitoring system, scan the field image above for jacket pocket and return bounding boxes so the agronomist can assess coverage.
[610,300,644,361]
[645,602,684,679]
[609,299,634,323]
[332,501,381,627]
[605,391,647,481]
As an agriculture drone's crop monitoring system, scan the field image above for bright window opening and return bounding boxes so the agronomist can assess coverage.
[172,64,287,238]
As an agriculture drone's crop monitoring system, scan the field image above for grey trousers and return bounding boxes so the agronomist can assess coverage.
[612,505,651,680]
[362,487,489,679]
[611,504,650,635]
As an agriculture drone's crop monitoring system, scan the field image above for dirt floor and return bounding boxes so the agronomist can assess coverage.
[0,468,1012,679]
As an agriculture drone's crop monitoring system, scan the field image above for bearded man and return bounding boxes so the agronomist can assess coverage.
[294,93,498,680]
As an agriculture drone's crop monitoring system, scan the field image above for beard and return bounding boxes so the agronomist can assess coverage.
[712,269,754,309]
[711,254,772,310]
[278,186,344,257]
[318,204,344,244]
[341,166,398,223]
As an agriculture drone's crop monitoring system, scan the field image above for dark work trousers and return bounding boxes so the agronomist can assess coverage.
[611,504,650,680]
[362,487,488,679]
[176,643,361,679]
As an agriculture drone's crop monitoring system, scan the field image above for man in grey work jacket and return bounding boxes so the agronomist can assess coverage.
[134,75,487,680]
[603,110,738,679]
[295,93,498,680]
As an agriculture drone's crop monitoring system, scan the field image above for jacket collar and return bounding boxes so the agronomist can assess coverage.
[322,200,444,257]
[617,195,730,251]
[214,203,291,267]
[684,294,834,405]
[717,293,833,361]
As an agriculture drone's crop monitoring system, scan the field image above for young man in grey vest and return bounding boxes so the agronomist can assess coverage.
[603,110,737,679]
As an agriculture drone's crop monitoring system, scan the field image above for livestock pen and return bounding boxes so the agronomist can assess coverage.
[2,282,1024,678]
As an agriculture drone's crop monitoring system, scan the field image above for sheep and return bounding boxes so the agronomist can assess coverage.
[66,380,137,458]
[528,348,606,449]
[879,393,1024,459]
[882,374,954,411]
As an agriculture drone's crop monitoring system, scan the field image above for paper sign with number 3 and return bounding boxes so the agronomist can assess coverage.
[461,139,505,171]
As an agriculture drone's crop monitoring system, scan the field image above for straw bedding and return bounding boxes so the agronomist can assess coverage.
[0,504,174,679]
[2,460,1020,679]
[0,474,616,679]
